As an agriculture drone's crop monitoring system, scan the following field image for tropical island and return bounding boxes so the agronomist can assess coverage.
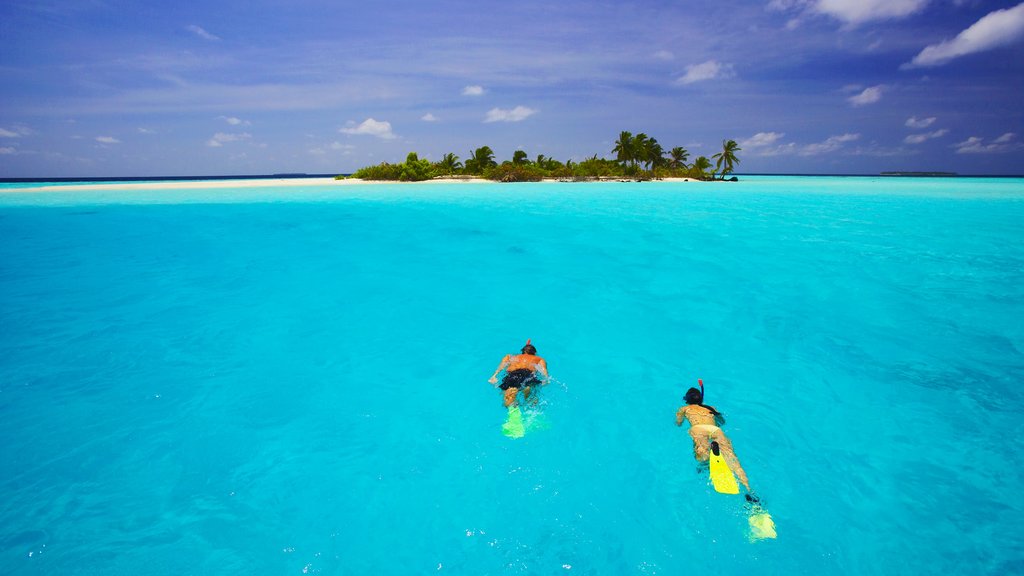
[340,132,741,182]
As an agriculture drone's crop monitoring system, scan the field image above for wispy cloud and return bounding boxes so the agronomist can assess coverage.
[675,60,736,85]
[340,118,396,139]
[462,85,485,96]
[741,131,860,156]
[95,136,121,144]
[905,116,936,129]
[904,3,1024,68]
[848,85,883,106]
[904,129,948,144]
[138,127,156,134]
[484,106,537,123]
[421,113,438,122]
[954,132,1021,154]
[770,0,928,27]
[186,25,221,41]
[0,147,16,155]
[206,132,252,147]
[218,115,251,126]
[653,50,675,61]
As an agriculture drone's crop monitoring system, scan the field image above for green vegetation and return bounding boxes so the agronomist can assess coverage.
[340,131,741,182]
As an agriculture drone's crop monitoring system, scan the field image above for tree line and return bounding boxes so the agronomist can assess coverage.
[342,131,741,182]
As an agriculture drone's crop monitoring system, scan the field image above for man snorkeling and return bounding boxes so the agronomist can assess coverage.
[488,339,549,407]
[676,381,751,492]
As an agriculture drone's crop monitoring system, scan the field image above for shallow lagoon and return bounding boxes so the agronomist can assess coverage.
[1,176,1023,574]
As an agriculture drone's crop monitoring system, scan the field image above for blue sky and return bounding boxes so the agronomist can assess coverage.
[1,0,1022,177]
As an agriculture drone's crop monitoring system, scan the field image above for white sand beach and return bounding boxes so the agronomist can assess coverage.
[5,175,699,194]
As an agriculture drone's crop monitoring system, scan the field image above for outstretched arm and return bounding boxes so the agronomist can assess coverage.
[488,355,511,384]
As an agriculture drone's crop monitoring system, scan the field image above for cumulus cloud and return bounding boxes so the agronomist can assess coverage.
[906,116,936,128]
[206,132,252,147]
[954,132,1021,153]
[95,136,121,144]
[904,3,1024,68]
[904,129,948,144]
[848,85,883,106]
[484,106,537,123]
[186,25,221,41]
[421,113,438,122]
[340,118,396,139]
[675,60,736,85]
[462,85,485,96]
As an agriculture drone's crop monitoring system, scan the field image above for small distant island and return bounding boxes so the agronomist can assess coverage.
[339,132,741,182]
[880,171,958,177]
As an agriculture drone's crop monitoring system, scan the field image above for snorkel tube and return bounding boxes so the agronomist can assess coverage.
[698,378,704,402]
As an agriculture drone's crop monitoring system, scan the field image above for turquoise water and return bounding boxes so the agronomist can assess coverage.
[1,177,1022,574]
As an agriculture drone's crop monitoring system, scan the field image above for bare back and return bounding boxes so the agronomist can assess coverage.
[676,404,719,427]
[504,353,548,375]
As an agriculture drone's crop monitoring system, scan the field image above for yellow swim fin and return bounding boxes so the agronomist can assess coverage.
[708,441,740,494]
[745,494,777,541]
[502,406,525,438]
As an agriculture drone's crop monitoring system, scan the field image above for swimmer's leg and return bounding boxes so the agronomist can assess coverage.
[688,429,711,462]
[713,433,751,491]
[503,386,518,408]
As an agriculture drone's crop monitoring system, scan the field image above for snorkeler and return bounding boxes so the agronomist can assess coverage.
[488,339,549,407]
[675,380,751,492]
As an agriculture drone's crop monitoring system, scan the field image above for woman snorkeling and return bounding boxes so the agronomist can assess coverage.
[675,381,751,492]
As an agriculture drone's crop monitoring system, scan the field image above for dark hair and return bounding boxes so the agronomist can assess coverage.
[521,344,537,355]
[684,387,722,417]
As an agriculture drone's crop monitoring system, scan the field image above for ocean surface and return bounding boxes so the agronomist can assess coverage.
[1,176,1022,575]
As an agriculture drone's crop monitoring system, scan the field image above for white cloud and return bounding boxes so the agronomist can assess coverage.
[904,129,948,144]
[462,85,485,96]
[483,106,537,123]
[813,0,929,25]
[675,60,736,85]
[848,85,883,106]
[206,132,252,147]
[741,132,860,156]
[0,147,15,154]
[955,133,1021,154]
[186,25,221,41]
[340,118,396,139]
[421,113,438,122]
[0,128,20,138]
[772,0,928,26]
[653,50,675,61]
[799,133,860,155]
[218,116,251,126]
[905,116,936,128]
[95,136,121,144]
[905,3,1024,68]
[330,142,355,154]
[741,132,786,148]
[138,127,156,134]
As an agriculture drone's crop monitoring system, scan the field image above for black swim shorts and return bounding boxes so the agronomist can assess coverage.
[500,368,539,390]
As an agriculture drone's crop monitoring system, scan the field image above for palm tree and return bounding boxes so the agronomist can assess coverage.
[691,156,712,180]
[668,147,689,170]
[645,137,666,170]
[634,133,650,169]
[436,152,462,175]
[712,139,741,180]
[512,150,529,165]
[464,146,496,174]
[612,131,635,167]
